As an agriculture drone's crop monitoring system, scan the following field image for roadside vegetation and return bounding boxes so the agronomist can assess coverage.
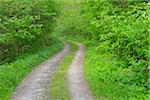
[50,41,78,100]
[0,0,149,99]
[0,41,63,99]
[0,0,63,99]
[56,0,149,99]
[0,0,59,64]
[80,0,149,99]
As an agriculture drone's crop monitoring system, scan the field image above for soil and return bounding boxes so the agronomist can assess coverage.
[68,43,93,100]
[10,42,69,100]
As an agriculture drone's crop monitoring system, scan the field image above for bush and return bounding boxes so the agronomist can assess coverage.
[80,0,149,99]
[0,0,58,64]
[57,0,149,99]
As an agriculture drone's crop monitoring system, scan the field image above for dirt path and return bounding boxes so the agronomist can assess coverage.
[10,42,69,100]
[68,43,93,100]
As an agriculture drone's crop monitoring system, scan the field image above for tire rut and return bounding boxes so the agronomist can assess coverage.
[10,42,70,100]
[68,43,93,100]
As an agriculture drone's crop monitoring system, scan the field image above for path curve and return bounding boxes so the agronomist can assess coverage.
[10,42,69,100]
[68,43,93,100]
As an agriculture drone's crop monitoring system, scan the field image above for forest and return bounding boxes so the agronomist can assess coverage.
[0,0,149,100]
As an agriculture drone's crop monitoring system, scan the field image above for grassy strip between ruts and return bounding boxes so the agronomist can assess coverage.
[0,41,63,100]
[50,41,78,100]
[63,37,149,99]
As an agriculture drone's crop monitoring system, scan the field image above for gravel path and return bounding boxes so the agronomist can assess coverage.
[68,43,93,100]
[10,42,69,100]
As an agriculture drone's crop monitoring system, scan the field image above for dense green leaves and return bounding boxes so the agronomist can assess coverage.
[0,0,149,99]
[0,0,63,99]
[56,0,149,99]
[0,0,58,64]
[79,0,149,99]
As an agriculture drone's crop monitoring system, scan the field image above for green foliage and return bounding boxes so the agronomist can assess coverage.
[81,0,149,63]
[79,0,149,99]
[84,41,149,99]
[0,0,149,99]
[0,41,63,99]
[0,0,59,64]
[56,0,149,99]
[53,0,85,37]
[0,0,63,99]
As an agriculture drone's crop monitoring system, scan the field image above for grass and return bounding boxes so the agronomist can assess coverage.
[50,41,78,100]
[0,40,63,100]
[83,41,149,100]
[64,38,149,99]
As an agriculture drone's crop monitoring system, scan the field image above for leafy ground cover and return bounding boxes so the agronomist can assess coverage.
[56,0,149,99]
[83,40,149,99]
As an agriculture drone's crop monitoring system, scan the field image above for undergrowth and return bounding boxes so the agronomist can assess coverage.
[0,40,63,100]
[56,0,149,99]
[83,41,149,100]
